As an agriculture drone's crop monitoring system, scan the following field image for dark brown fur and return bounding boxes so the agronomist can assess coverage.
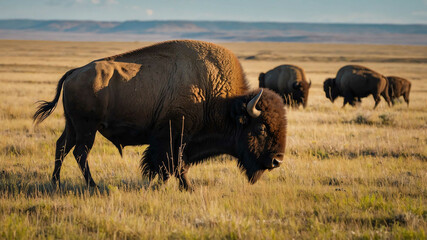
[33,40,287,190]
[323,65,391,109]
[387,76,411,106]
[259,64,311,108]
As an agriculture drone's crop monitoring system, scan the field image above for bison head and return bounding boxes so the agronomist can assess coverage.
[231,89,287,184]
[323,78,339,102]
[291,80,311,108]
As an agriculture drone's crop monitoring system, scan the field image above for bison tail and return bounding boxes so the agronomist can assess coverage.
[33,69,75,125]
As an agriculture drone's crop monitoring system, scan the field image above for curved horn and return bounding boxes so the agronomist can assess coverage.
[247,89,263,118]
[308,79,312,87]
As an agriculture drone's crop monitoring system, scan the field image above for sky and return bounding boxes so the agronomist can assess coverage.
[0,0,426,24]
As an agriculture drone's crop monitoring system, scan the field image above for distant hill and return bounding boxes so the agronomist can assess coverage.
[0,19,426,45]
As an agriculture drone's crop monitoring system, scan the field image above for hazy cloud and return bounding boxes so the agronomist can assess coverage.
[412,11,427,16]
[74,0,118,5]
[146,9,154,16]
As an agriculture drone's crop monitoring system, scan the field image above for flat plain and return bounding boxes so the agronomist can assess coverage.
[0,40,426,239]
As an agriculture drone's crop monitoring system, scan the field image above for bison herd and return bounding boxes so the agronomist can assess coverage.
[260,64,411,109]
[33,40,412,190]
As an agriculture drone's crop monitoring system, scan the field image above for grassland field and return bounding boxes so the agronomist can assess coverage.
[0,40,426,239]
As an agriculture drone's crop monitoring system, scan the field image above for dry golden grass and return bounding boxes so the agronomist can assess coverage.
[0,40,426,239]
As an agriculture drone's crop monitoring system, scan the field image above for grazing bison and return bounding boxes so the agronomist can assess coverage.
[387,76,411,106]
[258,64,311,108]
[323,65,391,109]
[34,40,287,191]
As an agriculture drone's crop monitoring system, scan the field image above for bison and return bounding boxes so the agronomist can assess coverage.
[387,76,411,106]
[323,65,391,109]
[258,64,311,108]
[34,40,287,191]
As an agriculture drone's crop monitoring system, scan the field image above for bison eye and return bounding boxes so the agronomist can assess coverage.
[255,124,266,135]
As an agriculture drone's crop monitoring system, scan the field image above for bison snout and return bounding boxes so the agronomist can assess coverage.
[271,158,282,168]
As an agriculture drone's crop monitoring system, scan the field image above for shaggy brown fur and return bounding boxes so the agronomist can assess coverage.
[259,64,311,108]
[387,76,411,106]
[33,40,287,190]
[323,65,391,109]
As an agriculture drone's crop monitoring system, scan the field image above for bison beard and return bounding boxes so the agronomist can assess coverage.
[33,40,287,191]
[238,151,266,184]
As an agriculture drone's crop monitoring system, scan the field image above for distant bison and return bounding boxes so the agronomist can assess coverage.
[323,65,391,109]
[34,40,287,191]
[387,76,411,106]
[259,64,311,108]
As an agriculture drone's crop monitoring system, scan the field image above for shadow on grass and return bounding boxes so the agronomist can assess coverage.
[0,171,154,197]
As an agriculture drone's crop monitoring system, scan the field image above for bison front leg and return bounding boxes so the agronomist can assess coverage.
[403,92,410,107]
[342,97,353,108]
[141,129,185,187]
[142,128,193,191]
[176,164,193,191]
[355,97,362,107]
[404,97,409,107]
[141,141,172,187]
[175,151,193,191]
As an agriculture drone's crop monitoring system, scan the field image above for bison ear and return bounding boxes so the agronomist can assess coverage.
[259,73,266,87]
[231,99,248,125]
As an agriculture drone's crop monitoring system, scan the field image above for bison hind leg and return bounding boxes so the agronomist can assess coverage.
[373,94,382,109]
[72,121,98,188]
[381,91,391,107]
[52,120,76,189]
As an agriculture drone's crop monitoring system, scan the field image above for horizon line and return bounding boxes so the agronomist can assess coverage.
[1,18,426,26]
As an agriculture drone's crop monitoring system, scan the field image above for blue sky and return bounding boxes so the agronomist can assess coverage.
[0,0,426,24]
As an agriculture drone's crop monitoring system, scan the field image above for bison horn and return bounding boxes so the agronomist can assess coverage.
[247,89,263,118]
[309,79,312,87]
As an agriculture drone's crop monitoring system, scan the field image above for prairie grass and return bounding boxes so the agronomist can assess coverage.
[0,40,426,239]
